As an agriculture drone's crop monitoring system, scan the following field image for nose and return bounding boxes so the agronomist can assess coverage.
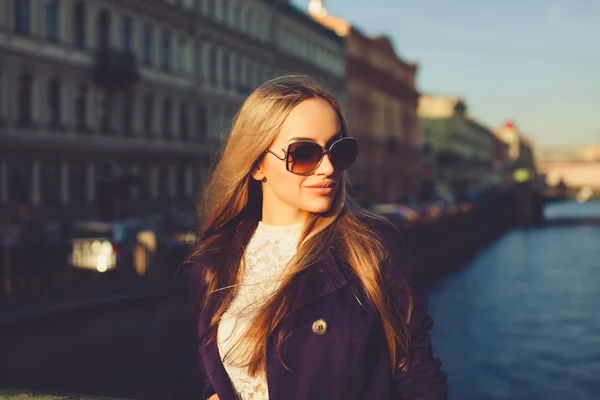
[314,152,335,175]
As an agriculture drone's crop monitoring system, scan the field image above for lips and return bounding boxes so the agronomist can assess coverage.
[305,181,336,195]
[305,181,335,189]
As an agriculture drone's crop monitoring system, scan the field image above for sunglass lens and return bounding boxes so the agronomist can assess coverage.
[329,138,358,171]
[287,142,324,174]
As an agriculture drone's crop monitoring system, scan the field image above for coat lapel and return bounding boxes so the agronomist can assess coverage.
[286,251,349,317]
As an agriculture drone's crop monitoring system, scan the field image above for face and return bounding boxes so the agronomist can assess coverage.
[252,97,345,226]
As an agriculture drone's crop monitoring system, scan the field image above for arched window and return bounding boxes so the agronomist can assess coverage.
[15,0,31,36]
[120,16,133,53]
[97,9,111,49]
[45,0,60,41]
[72,1,86,49]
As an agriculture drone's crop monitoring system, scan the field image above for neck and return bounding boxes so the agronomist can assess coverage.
[261,206,308,226]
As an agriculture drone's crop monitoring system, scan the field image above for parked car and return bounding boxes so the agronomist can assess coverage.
[68,219,156,274]
[370,203,420,222]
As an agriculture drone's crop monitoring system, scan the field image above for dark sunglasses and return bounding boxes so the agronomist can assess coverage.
[267,137,358,175]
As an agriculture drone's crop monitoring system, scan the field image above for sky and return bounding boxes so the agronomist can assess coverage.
[292,0,600,149]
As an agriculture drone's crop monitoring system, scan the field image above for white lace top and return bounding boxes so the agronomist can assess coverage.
[217,221,303,400]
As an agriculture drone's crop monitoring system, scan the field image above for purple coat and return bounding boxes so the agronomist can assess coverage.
[185,218,448,399]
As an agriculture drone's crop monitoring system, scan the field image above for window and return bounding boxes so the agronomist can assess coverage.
[207,0,216,17]
[176,165,186,199]
[160,30,171,70]
[253,62,260,88]
[122,91,133,136]
[233,3,241,28]
[15,0,30,36]
[208,46,218,86]
[162,97,172,139]
[185,165,194,198]
[222,53,231,90]
[221,0,229,23]
[48,78,61,128]
[196,104,207,141]
[17,72,33,125]
[143,94,154,138]
[141,23,153,66]
[69,160,86,204]
[243,57,251,87]
[0,72,3,123]
[120,16,133,53]
[234,55,242,89]
[245,9,253,36]
[10,160,33,204]
[72,1,86,49]
[74,83,87,131]
[179,102,189,141]
[45,0,60,41]
[99,91,112,134]
[97,9,111,49]
[177,37,187,73]
[41,160,61,206]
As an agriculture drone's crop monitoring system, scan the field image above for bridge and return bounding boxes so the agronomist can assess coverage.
[538,160,600,193]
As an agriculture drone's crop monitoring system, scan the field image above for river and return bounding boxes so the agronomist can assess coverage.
[429,200,600,400]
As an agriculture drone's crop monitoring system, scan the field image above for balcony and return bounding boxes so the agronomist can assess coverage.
[93,48,139,90]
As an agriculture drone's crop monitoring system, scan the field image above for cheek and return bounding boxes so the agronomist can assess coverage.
[265,159,304,190]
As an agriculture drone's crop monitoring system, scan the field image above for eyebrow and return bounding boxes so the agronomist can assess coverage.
[287,132,343,143]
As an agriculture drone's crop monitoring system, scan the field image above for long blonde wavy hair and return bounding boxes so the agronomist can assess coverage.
[188,75,413,376]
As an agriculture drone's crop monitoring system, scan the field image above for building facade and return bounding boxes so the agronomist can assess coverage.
[309,1,421,204]
[494,121,537,175]
[418,96,493,199]
[0,0,346,224]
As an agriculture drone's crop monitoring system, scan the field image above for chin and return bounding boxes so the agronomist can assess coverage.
[303,198,335,214]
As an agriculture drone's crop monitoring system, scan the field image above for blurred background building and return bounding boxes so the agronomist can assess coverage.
[309,0,421,204]
[418,95,495,202]
[494,121,536,172]
[0,0,346,223]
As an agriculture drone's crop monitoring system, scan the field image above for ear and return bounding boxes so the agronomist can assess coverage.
[251,158,265,181]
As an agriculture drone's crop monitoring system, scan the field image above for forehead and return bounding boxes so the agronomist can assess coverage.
[277,97,341,144]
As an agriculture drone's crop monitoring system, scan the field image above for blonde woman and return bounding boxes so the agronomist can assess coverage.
[183,76,447,400]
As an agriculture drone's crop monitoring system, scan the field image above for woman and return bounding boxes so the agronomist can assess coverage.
[183,75,447,400]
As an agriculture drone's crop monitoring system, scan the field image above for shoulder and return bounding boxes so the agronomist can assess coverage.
[356,212,401,244]
[355,212,411,264]
[354,211,416,287]
[177,251,213,300]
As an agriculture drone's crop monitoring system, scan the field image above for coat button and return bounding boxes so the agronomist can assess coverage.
[312,318,328,336]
